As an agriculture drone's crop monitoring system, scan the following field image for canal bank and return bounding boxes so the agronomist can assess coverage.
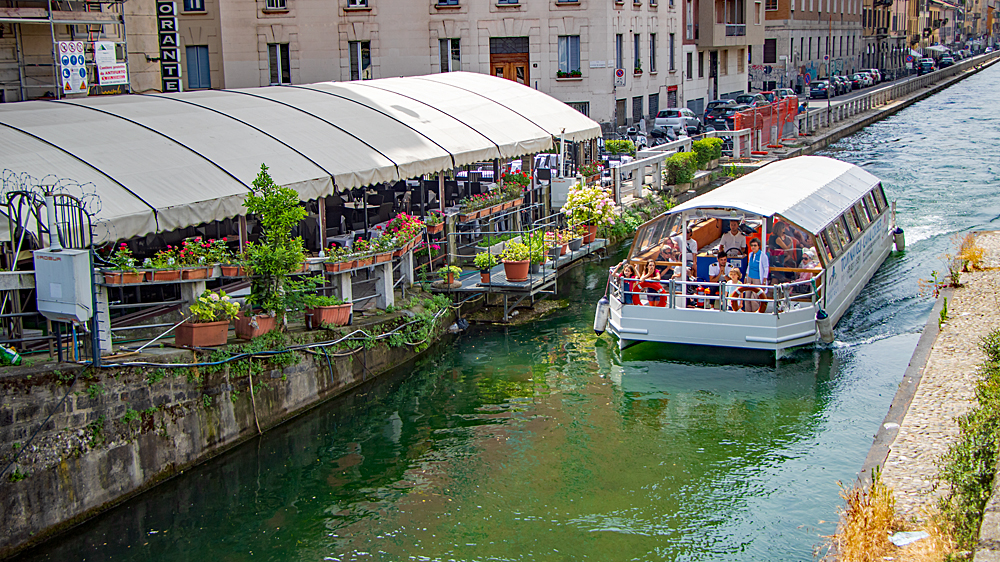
[0,292,468,559]
[853,232,1000,558]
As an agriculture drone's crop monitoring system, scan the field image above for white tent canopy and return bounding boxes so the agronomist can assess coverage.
[670,156,880,234]
[0,72,601,243]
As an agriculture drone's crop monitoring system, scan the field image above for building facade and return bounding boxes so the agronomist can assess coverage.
[752,0,863,92]
[681,0,766,115]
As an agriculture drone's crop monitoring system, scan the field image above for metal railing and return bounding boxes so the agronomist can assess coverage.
[725,24,746,36]
[610,273,819,315]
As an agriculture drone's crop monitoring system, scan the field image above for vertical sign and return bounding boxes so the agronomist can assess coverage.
[156,0,182,92]
[58,41,88,95]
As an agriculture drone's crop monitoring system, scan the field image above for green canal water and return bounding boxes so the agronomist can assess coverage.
[17,63,1000,561]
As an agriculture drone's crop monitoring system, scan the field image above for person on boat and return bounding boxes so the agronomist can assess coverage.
[639,260,669,307]
[721,220,747,257]
[617,262,640,305]
[768,221,795,260]
[745,238,769,312]
[707,250,736,309]
[726,268,745,311]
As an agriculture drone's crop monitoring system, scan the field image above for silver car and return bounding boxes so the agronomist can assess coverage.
[654,107,702,134]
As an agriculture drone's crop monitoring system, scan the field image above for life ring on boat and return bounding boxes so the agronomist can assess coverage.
[730,285,766,312]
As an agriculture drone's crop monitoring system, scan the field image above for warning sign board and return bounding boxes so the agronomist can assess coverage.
[98,63,129,85]
[58,41,88,95]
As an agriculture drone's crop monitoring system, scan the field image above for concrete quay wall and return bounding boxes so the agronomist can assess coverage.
[0,309,456,559]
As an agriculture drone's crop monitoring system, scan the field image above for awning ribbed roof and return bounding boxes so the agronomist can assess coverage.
[0,72,601,243]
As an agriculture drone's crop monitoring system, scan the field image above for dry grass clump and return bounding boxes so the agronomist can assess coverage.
[895,512,958,562]
[956,232,986,272]
[825,470,902,562]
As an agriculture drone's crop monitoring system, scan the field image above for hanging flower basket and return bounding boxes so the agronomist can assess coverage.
[181,267,208,280]
[174,320,229,348]
[234,312,277,340]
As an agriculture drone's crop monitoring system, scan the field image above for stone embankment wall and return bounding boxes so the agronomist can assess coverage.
[0,307,456,559]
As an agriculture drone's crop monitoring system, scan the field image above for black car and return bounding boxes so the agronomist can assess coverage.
[916,59,935,75]
[702,99,737,124]
[707,103,751,131]
[809,80,832,99]
[849,74,865,89]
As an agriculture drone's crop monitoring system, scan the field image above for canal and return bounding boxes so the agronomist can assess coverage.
[16,65,1000,561]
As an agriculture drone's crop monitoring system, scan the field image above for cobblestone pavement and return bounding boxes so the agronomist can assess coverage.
[881,231,1000,521]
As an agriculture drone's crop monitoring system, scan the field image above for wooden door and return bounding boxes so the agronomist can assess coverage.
[490,53,530,85]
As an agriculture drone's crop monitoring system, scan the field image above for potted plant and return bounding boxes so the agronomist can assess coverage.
[238,164,307,337]
[352,238,375,267]
[104,243,143,284]
[143,247,181,282]
[324,246,356,273]
[175,289,239,347]
[438,264,463,285]
[527,233,546,274]
[665,152,698,190]
[203,238,234,276]
[425,212,444,234]
[499,241,530,282]
[562,182,617,244]
[474,251,498,284]
[304,294,352,329]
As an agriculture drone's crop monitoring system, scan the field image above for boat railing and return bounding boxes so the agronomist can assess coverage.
[610,273,819,315]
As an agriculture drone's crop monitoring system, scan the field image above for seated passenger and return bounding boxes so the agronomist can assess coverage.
[768,221,795,260]
[721,220,747,257]
[706,250,736,309]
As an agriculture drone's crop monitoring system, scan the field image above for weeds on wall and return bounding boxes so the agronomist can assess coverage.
[824,469,901,562]
[938,328,1000,550]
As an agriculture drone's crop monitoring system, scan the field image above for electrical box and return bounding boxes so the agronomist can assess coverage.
[33,249,93,323]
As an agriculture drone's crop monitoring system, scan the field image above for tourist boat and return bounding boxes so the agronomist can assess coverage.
[594,155,903,359]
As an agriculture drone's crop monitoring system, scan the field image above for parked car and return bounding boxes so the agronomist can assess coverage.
[759,91,779,103]
[654,107,701,134]
[864,69,882,84]
[809,80,832,99]
[734,93,769,108]
[986,47,994,54]
[702,99,737,125]
[917,58,935,75]
[775,88,797,100]
[939,56,955,68]
[860,72,876,87]
[837,75,853,94]
[706,104,751,131]
[849,74,865,89]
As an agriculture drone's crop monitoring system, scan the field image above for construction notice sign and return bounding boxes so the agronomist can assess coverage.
[98,63,128,85]
[94,41,116,66]
[58,41,88,95]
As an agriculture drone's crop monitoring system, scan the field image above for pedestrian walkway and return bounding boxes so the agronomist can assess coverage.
[879,231,1000,520]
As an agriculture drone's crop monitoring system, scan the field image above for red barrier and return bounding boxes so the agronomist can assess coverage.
[733,98,798,153]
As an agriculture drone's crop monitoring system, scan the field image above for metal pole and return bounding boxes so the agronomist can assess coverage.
[48,0,59,100]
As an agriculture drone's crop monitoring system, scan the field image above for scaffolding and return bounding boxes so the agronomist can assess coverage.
[0,0,126,102]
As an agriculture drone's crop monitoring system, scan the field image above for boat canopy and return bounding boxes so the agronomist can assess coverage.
[670,156,880,234]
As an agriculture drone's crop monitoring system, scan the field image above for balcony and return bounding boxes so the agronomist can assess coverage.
[876,26,889,37]
[725,24,746,36]
[697,0,763,47]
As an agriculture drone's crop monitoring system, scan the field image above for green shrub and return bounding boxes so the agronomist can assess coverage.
[605,140,636,156]
[939,329,1000,549]
[665,152,698,184]
[691,139,714,169]
[705,137,723,160]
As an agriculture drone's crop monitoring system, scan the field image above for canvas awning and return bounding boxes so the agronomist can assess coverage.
[0,72,601,243]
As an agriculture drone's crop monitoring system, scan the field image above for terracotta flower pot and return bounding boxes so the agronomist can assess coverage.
[148,269,181,282]
[502,259,530,282]
[105,271,143,284]
[560,244,568,256]
[220,265,243,277]
[427,223,444,235]
[356,255,374,267]
[307,303,352,329]
[181,267,208,280]
[174,320,229,348]
[583,224,598,244]
[234,312,277,340]
[324,262,342,273]
[375,252,391,263]
[480,270,491,284]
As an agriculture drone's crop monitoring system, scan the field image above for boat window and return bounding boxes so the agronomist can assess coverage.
[854,202,871,228]
[873,184,888,212]
[831,217,851,248]
[815,233,834,264]
[862,194,878,221]
[844,208,862,238]
[629,214,677,261]
[823,227,842,256]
